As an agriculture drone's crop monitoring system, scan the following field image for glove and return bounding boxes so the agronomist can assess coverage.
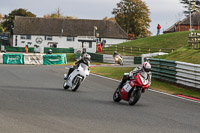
[129,72,133,77]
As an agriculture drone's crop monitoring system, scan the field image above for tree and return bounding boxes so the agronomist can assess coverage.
[2,8,36,33]
[44,14,78,19]
[180,0,200,16]
[112,0,151,38]
[102,17,116,22]
[0,26,4,33]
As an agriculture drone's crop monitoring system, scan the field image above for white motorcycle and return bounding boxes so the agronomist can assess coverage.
[114,55,123,65]
[63,63,89,91]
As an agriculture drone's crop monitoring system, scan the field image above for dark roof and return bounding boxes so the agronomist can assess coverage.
[13,16,128,39]
[164,10,200,33]
[180,10,200,25]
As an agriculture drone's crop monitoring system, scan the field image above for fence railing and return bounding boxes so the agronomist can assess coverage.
[188,32,200,49]
[102,46,175,56]
[149,58,200,89]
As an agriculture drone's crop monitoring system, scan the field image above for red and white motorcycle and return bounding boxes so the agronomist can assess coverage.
[113,72,150,105]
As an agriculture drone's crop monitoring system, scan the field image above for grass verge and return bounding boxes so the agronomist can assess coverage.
[91,67,200,99]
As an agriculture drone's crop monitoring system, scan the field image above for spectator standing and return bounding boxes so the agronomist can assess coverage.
[157,24,161,35]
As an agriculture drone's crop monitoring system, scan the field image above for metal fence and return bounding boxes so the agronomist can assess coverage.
[102,46,175,56]
[150,58,200,89]
[188,32,200,49]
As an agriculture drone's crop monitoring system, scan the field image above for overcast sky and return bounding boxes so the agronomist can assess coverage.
[0,0,185,35]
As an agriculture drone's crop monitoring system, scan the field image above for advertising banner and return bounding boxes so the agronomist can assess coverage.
[43,54,67,65]
[3,53,24,64]
[0,53,4,64]
[24,54,44,65]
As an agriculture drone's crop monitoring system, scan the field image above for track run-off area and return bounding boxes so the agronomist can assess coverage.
[0,65,199,133]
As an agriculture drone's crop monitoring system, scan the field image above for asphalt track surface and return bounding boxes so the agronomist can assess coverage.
[0,65,199,133]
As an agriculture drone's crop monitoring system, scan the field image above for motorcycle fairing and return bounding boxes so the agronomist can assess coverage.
[65,63,89,87]
[120,81,134,100]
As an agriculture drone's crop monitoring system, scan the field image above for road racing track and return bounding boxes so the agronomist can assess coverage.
[0,65,199,133]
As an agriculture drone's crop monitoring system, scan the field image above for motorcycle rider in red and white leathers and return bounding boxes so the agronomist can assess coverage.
[118,61,152,93]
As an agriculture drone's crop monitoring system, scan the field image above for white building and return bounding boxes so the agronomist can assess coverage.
[13,16,128,53]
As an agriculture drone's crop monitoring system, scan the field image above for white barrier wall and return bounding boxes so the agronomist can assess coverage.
[176,61,200,89]
[0,53,4,64]
[103,54,134,64]
[24,54,44,65]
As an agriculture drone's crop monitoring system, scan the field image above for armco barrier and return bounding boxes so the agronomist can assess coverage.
[149,58,200,89]
[150,58,177,83]
[176,61,200,89]
[87,52,140,64]
[3,53,24,64]
[43,54,67,65]
[103,54,115,64]
[103,54,134,64]
[88,52,103,62]
[24,54,44,65]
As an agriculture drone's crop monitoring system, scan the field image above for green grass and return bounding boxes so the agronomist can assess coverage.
[117,31,189,49]
[91,67,133,80]
[91,67,200,99]
[101,31,191,56]
[154,46,200,64]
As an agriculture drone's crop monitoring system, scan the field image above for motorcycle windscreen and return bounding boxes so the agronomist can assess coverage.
[140,72,149,86]
[79,63,89,75]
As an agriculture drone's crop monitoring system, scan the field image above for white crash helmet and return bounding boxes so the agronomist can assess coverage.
[83,53,91,64]
[142,61,151,72]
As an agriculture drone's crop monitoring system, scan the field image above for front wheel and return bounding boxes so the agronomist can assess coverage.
[119,60,123,65]
[63,81,69,89]
[113,88,121,102]
[128,89,141,105]
[71,77,81,92]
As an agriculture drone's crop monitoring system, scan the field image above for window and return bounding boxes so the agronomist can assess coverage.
[20,35,31,40]
[26,35,31,40]
[89,42,92,48]
[45,36,53,41]
[21,35,26,40]
[67,37,74,41]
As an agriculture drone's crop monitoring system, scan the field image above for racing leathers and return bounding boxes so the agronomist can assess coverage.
[118,67,152,93]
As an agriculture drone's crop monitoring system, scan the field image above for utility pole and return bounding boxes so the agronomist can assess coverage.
[189,0,192,32]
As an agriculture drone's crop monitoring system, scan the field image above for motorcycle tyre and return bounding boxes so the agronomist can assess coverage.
[63,81,69,89]
[128,89,141,105]
[113,88,121,102]
[119,61,123,65]
[71,78,81,92]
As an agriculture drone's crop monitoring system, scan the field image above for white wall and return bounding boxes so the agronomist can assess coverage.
[13,35,97,53]
[101,38,128,46]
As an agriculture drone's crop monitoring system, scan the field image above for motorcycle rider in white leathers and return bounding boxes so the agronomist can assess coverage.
[66,53,91,79]
[118,61,152,93]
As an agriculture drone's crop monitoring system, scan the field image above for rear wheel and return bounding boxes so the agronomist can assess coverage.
[63,81,69,89]
[113,88,121,102]
[71,77,81,92]
[128,88,141,105]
